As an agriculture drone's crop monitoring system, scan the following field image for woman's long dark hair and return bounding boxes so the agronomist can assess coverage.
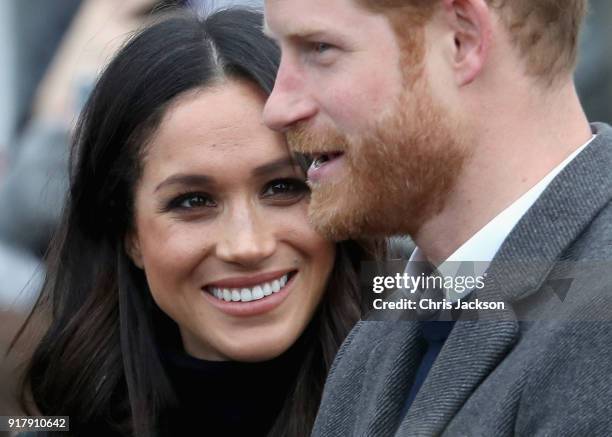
[12,8,381,437]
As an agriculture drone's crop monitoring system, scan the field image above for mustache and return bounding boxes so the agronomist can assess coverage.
[286,123,348,156]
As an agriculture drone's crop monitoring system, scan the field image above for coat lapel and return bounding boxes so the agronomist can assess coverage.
[359,321,424,436]
[396,282,519,436]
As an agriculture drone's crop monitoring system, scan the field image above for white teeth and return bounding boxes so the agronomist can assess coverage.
[223,289,231,302]
[312,155,329,169]
[241,288,253,302]
[252,286,264,300]
[208,273,291,302]
[262,283,272,296]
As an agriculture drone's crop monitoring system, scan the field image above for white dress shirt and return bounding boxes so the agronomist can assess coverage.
[406,135,597,302]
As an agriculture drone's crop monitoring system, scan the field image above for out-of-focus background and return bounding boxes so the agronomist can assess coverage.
[0,0,610,422]
[0,0,264,424]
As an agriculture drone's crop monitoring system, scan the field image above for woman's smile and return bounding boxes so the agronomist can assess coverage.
[204,269,296,301]
[202,270,299,317]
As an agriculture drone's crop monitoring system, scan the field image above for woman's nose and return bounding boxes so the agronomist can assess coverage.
[215,206,276,267]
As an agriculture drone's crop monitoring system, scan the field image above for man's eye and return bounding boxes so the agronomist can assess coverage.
[314,42,333,54]
[306,42,338,65]
[262,178,309,200]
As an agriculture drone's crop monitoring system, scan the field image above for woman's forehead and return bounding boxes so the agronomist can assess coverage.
[139,82,292,183]
[153,82,268,142]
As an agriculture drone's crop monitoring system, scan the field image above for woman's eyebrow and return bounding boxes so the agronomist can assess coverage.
[155,174,214,193]
[252,157,300,177]
[154,158,299,192]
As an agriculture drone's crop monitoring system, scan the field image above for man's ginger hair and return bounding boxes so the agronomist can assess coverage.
[358,0,588,84]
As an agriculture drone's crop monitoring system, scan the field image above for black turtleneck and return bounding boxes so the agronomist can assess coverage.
[159,334,310,437]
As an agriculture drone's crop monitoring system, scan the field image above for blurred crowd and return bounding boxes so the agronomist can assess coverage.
[0,0,610,421]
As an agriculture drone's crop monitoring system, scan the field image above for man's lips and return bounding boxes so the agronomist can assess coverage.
[307,152,346,184]
[311,152,345,170]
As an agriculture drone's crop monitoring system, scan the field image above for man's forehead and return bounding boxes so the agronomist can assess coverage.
[263,0,371,39]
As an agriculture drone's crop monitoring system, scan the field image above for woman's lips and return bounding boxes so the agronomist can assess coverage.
[204,269,294,289]
[206,271,293,302]
[201,271,297,317]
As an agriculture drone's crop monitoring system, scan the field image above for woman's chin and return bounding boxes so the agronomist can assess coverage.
[223,335,298,363]
[182,326,301,363]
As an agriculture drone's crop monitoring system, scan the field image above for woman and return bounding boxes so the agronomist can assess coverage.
[12,7,379,437]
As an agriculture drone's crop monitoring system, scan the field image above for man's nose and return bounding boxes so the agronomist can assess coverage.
[215,206,276,267]
[263,58,317,131]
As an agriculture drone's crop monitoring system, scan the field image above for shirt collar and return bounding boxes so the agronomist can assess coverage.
[407,134,596,301]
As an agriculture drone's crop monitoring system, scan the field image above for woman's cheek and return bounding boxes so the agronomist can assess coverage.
[139,221,212,286]
[276,206,336,270]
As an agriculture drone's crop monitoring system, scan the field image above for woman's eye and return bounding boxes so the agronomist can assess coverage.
[168,193,216,211]
[262,178,309,201]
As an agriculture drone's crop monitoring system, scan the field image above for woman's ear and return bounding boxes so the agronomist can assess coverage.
[125,233,144,269]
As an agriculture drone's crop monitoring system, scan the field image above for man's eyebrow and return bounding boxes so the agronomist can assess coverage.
[288,29,329,41]
[155,174,214,193]
[253,157,301,177]
[262,19,330,42]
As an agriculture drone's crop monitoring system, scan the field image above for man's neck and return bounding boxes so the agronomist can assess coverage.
[414,81,593,265]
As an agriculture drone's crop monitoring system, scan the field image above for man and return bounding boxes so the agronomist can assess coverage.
[263,0,612,435]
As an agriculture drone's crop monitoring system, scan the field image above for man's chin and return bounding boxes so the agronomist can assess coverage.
[307,182,359,241]
[307,182,404,241]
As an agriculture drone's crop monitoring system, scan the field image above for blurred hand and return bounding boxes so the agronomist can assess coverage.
[32,0,158,128]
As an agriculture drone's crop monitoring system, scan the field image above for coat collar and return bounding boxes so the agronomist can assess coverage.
[377,123,612,435]
[490,123,612,303]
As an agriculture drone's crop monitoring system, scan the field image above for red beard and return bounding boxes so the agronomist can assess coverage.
[287,75,470,241]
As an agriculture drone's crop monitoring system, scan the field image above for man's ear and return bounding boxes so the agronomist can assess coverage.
[441,0,493,86]
[125,233,144,269]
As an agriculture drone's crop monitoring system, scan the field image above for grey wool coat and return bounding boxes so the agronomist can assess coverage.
[312,123,612,437]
